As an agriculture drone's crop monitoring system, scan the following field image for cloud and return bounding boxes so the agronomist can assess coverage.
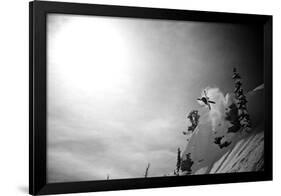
[47,108,181,182]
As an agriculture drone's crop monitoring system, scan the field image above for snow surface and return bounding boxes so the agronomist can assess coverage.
[209,131,264,173]
[181,85,264,175]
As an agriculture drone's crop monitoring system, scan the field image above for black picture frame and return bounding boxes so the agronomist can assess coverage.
[29,1,272,195]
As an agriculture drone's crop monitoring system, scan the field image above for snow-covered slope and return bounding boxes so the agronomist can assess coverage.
[181,84,264,175]
[209,131,264,173]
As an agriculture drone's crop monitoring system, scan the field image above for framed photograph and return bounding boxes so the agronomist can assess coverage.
[29,1,272,195]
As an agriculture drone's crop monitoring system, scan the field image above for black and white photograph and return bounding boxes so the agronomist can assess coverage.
[47,13,265,183]
[0,0,279,195]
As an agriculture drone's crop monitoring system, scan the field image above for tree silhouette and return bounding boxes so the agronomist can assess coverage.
[225,103,241,133]
[183,110,200,135]
[214,135,232,149]
[230,68,251,132]
[180,153,194,175]
[144,163,150,178]
[175,147,182,176]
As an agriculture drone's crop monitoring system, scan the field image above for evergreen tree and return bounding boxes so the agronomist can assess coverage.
[175,147,182,175]
[225,103,240,133]
[180,153,194,175]
[183,110,200,135]
[214,135,232,149]
[144,163,150,178]
[232,68,251,132]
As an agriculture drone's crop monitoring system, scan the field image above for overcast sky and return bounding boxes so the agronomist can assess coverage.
[47,14,263,183]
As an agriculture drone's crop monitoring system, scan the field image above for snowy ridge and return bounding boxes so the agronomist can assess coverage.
[181,82,264,175]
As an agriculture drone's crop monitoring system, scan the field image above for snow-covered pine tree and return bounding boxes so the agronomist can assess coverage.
[232,68,251,132]
[183,110,200,135]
